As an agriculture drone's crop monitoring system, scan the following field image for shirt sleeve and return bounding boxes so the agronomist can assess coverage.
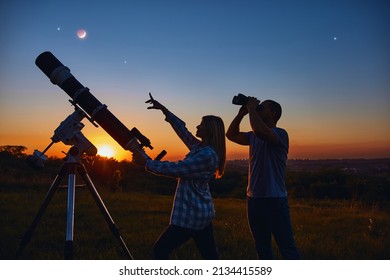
[145,148,217,179]
[272,128,288,148]
[165,111,200,150]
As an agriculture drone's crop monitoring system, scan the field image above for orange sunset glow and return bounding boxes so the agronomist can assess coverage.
[6,120,388,162]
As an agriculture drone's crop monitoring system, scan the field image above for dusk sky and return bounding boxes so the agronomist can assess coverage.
[1,0,389,161]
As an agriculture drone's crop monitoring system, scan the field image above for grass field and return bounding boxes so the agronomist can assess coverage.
[1,182,389,260]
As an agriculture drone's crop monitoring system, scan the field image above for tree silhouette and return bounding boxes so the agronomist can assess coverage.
[0,145,27,158]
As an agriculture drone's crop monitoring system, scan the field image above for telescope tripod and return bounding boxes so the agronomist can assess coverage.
[16,160,133,260]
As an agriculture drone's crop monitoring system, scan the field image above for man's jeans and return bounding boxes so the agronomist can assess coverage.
[247,197,300,259]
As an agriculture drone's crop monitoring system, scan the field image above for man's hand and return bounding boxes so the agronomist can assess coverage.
[238,104,248,116]
[245,97,260,112]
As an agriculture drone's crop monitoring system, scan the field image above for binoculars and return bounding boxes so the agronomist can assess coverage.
[232,93,250,106]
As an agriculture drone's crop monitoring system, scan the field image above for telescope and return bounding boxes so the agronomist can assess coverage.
[32,51,166,163]
[17,52,167,259]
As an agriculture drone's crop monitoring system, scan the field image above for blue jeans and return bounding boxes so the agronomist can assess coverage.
[247,197,300,259]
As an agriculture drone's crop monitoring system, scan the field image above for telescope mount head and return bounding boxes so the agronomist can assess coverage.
[27,105,97,169]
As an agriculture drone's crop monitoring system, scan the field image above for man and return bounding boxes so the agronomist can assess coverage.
[226,96,300,259]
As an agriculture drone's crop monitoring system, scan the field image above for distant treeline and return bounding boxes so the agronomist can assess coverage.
[1,146,389,208]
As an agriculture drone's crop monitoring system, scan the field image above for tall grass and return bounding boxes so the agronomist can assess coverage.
[1,182,389,260]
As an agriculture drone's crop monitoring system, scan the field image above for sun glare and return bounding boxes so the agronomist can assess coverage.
[97,145,115,158]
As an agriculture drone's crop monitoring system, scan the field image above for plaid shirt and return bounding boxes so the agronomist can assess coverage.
[145,111,218,230]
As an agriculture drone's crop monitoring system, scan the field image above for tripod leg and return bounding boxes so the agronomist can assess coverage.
[77,164,134,259]
[64,169,76,260]
[16,164,67,259]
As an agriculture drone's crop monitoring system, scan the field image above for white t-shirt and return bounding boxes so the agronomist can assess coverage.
[246,128,289,198]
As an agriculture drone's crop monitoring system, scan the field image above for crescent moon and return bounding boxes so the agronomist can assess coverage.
[77,29,87,39]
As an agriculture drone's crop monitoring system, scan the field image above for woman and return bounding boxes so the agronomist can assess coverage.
[132,94,226,259]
